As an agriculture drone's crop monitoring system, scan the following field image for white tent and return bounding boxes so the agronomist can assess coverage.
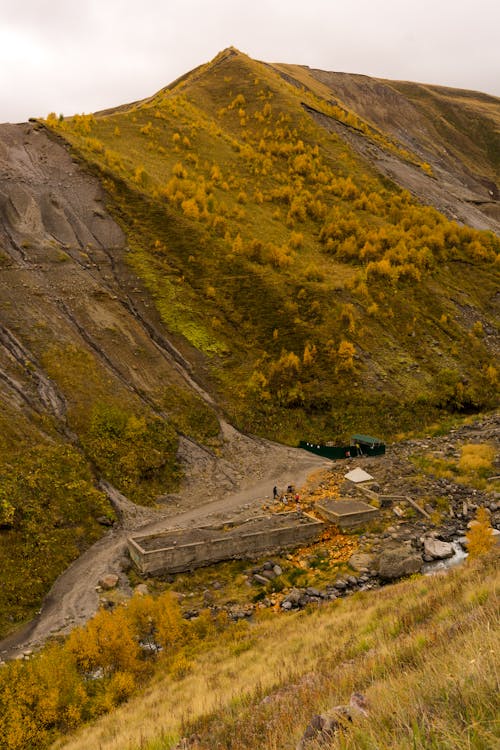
[344,467,374,483]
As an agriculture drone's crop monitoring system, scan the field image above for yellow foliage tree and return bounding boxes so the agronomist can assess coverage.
[172,162,188,179]
[337,340,356,372]
[155,591,189,653]
[303,343,317,366]
[466,507,495,558]
[66,606,142,677]
[181,198,200,220]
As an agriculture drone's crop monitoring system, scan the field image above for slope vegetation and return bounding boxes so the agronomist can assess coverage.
[1,552,495,750]
[0,48,498,638]
[45,48,500,445]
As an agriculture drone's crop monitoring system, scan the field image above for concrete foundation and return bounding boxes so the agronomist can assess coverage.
[316,498,379,529]
[128,512,325,575]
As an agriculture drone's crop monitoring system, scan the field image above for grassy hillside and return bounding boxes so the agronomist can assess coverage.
[44,48,500,445]
[2,551,497,749]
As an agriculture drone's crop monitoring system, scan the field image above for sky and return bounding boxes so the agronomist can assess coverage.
[1,0,499,123]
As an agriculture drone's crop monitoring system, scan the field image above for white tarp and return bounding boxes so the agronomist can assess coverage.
[344,467,374,483]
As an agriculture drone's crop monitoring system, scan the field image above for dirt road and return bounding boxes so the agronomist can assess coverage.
[0,438,330,660]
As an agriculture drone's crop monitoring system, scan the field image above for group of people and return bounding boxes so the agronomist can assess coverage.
[273,484,300,506]
[345,442,364,459]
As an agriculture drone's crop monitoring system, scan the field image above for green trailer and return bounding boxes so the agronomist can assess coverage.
[299,434,385,460]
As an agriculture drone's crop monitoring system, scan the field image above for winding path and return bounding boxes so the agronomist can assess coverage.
[0,444,330,660]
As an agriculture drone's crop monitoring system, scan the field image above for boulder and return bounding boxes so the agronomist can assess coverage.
[306,587,322,597]
[297,693,368,749]
[423,537,454,560]
[284,588,302,605]
[98,573,119,590]
[296,712,345,749]
[377,547,422,580]
[349,552,376,572]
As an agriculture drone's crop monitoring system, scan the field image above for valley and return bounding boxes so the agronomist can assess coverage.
[0,47,498,750]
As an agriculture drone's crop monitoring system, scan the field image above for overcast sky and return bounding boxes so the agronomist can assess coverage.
[1,0,499,123]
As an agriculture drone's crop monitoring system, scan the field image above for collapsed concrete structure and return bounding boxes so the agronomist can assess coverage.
[316,498,379,529]
[128,511,325,575]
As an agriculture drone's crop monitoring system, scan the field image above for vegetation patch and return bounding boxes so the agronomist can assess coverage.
[411,441,498,491]
[0,443,110,637]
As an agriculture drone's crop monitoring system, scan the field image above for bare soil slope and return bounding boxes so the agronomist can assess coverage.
[272,64,500,232]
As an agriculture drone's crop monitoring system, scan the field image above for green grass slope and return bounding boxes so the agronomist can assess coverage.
[44,48,500,444]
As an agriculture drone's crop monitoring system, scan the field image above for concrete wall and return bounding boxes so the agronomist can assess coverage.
[128,515,325,575]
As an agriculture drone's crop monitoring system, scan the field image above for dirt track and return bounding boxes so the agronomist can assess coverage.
[0,437,330,660]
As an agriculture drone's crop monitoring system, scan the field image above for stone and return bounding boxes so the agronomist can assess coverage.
[281,600,293,610]
[349,552,375,572]
[98,574,119,590]
[378,547,422,580]
[297,694,369,749]
[273,565,283,576]
[134,583,149,596]
[253,574,269,585]
[285,588,303,605]
[296,713,342,749]
[306,587,321,597]
[261,569,276,580]
[423,537,455,560]
[96,515,114,526]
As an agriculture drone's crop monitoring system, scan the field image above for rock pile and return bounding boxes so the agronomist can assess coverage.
[281,571,377,611]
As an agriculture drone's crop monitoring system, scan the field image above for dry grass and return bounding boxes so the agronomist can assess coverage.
[53,552,499,750]
[412,441,498,491]
[458,443,496,476]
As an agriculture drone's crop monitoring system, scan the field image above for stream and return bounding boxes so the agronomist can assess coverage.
[422,539,468,575]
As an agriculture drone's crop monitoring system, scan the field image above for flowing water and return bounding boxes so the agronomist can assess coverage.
[422,539,468,575]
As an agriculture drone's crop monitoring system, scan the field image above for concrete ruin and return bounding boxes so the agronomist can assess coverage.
[316,498,379,529]
[128,511,325,575]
